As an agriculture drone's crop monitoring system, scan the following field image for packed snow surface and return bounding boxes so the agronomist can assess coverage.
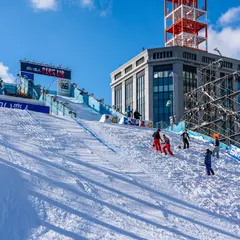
[0,100,239,240]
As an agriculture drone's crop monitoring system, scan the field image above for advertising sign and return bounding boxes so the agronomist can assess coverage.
[0,99,50,114]
[57,78,71,97]
[20,61,71,80]
[21,72,34,81]
[228,144,240,162]
[99,114,119,123]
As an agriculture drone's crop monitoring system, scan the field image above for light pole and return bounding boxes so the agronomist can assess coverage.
[214,48,222,56]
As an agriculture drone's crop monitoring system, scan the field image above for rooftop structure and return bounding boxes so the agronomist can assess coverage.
[164,0,208,51]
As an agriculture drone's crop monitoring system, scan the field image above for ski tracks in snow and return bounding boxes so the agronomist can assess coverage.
[82,120,240,240]
[0,107,239,240]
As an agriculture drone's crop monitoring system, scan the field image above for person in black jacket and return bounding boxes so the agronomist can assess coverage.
[133,110,141,120]
[152,129,163,152]
[205,149,215,175]
[181,130,190,149]
[212,137,220,158]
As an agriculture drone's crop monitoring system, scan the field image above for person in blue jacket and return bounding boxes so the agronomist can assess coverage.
[204,149,215,176]
[126,106,132,118]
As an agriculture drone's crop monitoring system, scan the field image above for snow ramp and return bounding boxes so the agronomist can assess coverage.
[0,107,239,240]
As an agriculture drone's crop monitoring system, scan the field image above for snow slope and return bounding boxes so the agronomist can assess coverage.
[0,104,239,240]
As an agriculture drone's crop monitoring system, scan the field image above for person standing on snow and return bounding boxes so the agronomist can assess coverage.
[162,134,174,156]
[133,109,141,120]
[181,130,190,149]
[126,106,132,118]
[212,137,220,158]
[152,129,163,152]
[204,149,215,175]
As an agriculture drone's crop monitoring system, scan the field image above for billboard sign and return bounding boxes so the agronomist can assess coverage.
[20,61,71,80]
[0,99,50,114]
[21,71,34,81]
[228,144,240,162]
[57,78,71,97]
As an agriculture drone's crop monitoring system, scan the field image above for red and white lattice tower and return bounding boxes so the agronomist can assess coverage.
[164,0,208,51]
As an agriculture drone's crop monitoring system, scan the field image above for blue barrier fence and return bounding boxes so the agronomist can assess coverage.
[72,87,124,119]
[167,122,185,133]
[167,121,229,151]
[19,77,41,99]
[4,84,18,94]
[44,94,75,117]
[1,79,41,100]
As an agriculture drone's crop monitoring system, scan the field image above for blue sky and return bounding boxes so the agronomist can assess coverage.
[0,0,239,104]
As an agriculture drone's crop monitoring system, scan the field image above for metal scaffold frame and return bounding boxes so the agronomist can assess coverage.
[184,59,240,146]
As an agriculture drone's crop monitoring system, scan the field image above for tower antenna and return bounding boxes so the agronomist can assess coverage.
[164,0,208,51]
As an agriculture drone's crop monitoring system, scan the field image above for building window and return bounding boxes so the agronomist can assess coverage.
[153,51,173,59]
[136,57,145,67]
[222,61,233,69]
[183,52,197,61]
[125,65,133,74]
[137,71,145,120]
[202,56,215,64]
[125,78,133,111]
[183,65,197,94]
[114,72,122,81]
[183,65,197,110]
[115,84,122,113]
[153,68,173,126]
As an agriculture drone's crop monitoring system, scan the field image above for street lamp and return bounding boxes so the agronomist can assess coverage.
[214,48,222,56]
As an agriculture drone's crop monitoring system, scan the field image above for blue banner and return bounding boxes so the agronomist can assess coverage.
[0,99,49,114]
[123,117,137,125]
[228,144,240,162]
[21,72,34,81]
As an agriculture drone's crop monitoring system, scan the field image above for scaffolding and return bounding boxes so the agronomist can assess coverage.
[164,0,208,51]
[184,59,240,146]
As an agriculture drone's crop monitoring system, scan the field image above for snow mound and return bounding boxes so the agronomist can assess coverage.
[0,106,239,240]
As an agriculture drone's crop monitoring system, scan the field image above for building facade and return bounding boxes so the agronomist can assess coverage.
[110,46,240,128]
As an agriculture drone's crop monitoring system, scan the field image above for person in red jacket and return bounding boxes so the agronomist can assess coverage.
[152,129,163,152]
[162,134,174,156]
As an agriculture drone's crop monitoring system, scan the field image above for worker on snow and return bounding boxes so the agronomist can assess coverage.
[212,137,220,158]
[204,149,215,175]
[162,134,174,156]
[152,129,162,152]
[126,106,132,118]
[133,109,141,120]
[126,105,132,124]
[180,130,190,149]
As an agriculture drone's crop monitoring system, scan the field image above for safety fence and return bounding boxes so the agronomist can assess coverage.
[72,86,124,119]
[1,78,41,100]
[44,94,76,118]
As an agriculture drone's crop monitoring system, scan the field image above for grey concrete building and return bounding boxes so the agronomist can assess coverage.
[110,46,240,128]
